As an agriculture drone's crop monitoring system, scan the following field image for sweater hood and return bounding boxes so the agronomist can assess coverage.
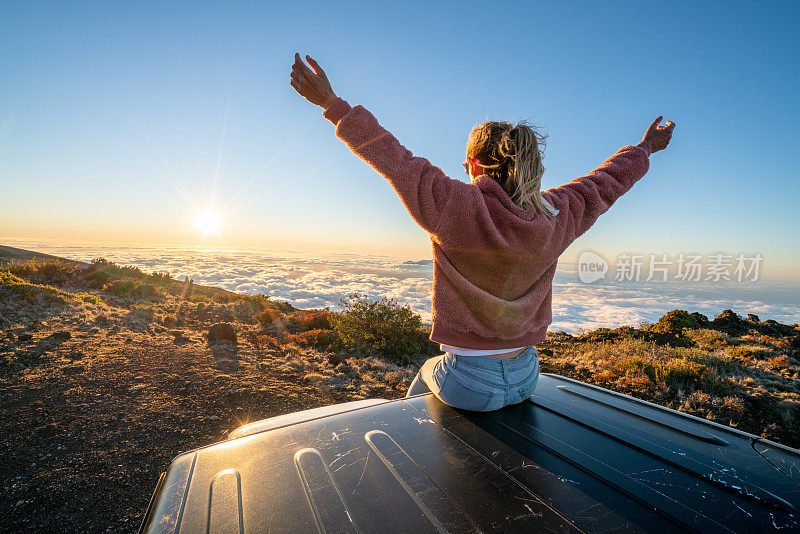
[471,174,559,220]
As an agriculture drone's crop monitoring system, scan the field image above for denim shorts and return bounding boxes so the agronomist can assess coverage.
[405,346,539,411]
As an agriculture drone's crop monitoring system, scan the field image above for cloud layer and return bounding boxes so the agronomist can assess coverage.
[10,241,800,333]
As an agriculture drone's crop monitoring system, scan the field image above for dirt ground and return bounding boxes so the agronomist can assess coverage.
[0,315,410,533]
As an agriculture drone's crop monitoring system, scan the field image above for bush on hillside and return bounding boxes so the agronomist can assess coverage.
[286,329,338,350]
[287,310,335,333]
[330,293,423,364]
[650,310,702,335]
[7,259,77,286]
[104,278,159,300]
[0,270,100,305]
[253,307,286,328]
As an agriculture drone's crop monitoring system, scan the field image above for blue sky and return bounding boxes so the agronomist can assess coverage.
[1,1,798,280]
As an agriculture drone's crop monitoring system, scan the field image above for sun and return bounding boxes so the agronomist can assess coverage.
[194,211,222,237]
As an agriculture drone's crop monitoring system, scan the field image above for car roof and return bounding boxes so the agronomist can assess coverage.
[141,373,800,533]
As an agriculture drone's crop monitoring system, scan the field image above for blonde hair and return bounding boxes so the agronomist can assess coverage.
[467,120,554,221]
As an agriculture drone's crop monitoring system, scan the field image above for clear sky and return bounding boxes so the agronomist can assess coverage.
[1,1,798,279]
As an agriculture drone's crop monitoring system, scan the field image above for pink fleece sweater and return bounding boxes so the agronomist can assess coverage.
[323,97,652,349]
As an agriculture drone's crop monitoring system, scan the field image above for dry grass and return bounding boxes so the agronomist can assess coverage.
[539,321,800,447]
[3,258,799,449]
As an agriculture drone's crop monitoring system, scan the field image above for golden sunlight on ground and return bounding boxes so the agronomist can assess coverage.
[194,211,222,237]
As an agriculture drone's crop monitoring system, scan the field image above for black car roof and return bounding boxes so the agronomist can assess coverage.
[141,373,800,533]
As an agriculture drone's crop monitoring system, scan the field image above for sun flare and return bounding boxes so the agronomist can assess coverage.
[194,211,222,237]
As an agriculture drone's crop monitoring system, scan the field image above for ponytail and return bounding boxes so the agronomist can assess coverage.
[467,120,554,221]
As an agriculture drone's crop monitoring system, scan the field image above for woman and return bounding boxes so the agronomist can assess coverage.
[289,53,675,411]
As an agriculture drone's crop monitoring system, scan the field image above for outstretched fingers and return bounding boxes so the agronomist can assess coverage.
[295,52,315,75]
[647,115,663,134]
[306,55,327,78]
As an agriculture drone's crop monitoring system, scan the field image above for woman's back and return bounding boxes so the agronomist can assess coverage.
[318,97,652,348]
[289,52,675,410]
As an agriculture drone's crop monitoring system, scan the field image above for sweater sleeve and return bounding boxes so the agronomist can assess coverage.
[322,97,458,235]
[545,140,651,247]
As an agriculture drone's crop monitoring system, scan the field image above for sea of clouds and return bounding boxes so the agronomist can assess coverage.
[6,241,799,333]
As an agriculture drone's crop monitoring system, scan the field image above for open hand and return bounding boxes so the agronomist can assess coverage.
[290,53,337,109]
[642,116,676,153]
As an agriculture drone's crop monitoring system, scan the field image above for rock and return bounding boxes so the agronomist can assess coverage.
[45,331,71,343]
[170,330,191,343]
[747,314,760,323]
[328,353,348,366]
[759,319,797,338]
[17,333,33,342]
[207,323,237,344]
[162,315,178,328]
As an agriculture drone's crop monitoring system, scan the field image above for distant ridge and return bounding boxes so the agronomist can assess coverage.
[0,245,89,266]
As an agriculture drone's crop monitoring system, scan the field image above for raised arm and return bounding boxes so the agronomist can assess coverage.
[545,116,675,247]
[290,53,457,235]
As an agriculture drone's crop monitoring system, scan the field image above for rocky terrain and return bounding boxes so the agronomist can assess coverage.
[1,245,798,533]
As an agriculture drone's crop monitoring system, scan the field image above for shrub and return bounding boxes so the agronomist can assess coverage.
[231,300,261,323]
[287,310,335,333]
[655,358,707,384]
[768,355,792,370]
[0,269,100,305]
[254,334,281,348]
[83,258,178,291]
[105,278,158,299]
[576,328,618,343]
[622,355,707,386]
[286,329,338,350]
[234,293,272,310]
[90,258,147,279]
[0,270,70,303]
[684,328,732,350]
[254,307,286,328]
[416,326,441,357]
[151,271,173,282]
[211,291,239,304]
[330,293,423,364]
[650,310,701,335]
[727,344,774,361]
[8,259,77,286]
